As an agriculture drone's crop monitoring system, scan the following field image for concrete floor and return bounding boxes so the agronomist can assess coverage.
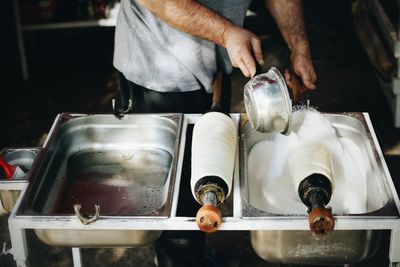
[1,1,400,266]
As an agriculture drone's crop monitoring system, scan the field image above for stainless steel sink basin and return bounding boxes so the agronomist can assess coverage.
[17,113,182,247]
[240,112,399,264]
[251,230,381,264]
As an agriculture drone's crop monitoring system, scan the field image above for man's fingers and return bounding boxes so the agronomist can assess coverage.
[284,69,296,90]
[303,81,316,90]
[231,59,238,68]
[241,48,257,77]
[230,53,252,78]
[296,68,317,90]
[284,69,291,84]
[299,70,316,90]
[237,59,251,78]
[250,37,264,65]
[285,69,303,102]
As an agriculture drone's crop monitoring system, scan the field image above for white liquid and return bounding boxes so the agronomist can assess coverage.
[248,109,368,215]
[191,112,237,202]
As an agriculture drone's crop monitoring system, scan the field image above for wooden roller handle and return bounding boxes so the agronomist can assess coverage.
[308,207,335,235]
[196,205,222,233]
[211,71,223,110]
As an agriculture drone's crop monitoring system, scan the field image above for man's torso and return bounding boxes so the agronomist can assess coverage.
[113,0,251,93]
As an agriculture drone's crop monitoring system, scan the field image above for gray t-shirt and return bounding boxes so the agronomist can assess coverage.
[113,0,251,93]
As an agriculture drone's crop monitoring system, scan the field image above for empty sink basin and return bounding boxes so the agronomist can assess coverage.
[16,113,182,247]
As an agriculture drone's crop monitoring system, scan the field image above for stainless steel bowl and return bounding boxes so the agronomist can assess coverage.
[0,148,39,213]
[1,149,38,173]
[243,67,292,134]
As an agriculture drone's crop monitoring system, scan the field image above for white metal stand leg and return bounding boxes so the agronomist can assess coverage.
[72,247,82,267]
[9,227,28,267]
[12,0,29,80]
[389,229,400,267]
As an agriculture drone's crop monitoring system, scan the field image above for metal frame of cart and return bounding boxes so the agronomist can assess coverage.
[2,113,400,267]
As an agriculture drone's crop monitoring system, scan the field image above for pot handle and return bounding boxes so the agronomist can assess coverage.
[112,98,133,119]
[74,204,100,225]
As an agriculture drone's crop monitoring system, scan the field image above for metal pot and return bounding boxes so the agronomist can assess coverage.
[0,148,39,214]
[243,67,292,134]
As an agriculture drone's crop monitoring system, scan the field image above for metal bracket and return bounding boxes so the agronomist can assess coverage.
[111,98,133,119]
[74,204,100,225]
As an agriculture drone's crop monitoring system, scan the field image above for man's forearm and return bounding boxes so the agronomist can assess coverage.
[266,0,316,90]
[137,0,233,46]
[137,0,264,77]
[265,0,309,53]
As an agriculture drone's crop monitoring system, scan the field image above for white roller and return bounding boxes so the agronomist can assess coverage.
[191,112,237,202]
[288,142,334,193]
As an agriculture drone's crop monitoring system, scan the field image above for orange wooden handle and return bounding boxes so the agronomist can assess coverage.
[212,71,222,107]
[308,207,335,235]
[196,205,222,233]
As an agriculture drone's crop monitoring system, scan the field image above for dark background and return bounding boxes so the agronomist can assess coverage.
[0,0,400,266]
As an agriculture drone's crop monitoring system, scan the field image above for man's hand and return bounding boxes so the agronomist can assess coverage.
[284,49,317,100]
[223,25,264,78]
[266,0,317,95]
[137,0,263,78]
[290,50,316,90]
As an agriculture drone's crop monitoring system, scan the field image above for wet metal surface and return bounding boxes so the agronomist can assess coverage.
[15,114,181,247]
[251,230,381,265]
[240,113,397,217]
[240,113,396,264]
[19,114,181,217]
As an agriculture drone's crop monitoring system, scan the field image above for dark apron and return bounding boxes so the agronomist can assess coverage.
[118,72,231,114]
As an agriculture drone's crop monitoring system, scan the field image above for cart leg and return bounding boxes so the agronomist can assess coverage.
[72,247,82,267]
[389,229,400,267]
[9,227,28,267]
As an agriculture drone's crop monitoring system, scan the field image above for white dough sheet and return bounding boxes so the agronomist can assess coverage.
[247,109,369,215]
